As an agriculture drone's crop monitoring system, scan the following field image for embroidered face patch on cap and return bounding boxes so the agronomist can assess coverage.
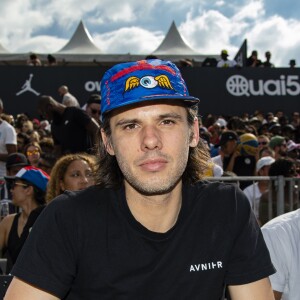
[100,59,199,119]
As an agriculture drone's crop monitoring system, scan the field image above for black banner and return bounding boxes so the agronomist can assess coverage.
[0,66,299,118]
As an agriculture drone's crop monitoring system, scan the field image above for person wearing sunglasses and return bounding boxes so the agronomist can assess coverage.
[84,94,101,125]
[0,166,49,273]
[24,142,42,168]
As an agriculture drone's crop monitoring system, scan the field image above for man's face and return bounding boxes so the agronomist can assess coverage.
[102,102,199,196]
[86,103,101,122]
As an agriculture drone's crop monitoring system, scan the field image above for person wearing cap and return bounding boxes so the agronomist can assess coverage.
[216,49,237,68]
[37,95,100,156]
[1,153,30,208]
[262,208,300,300]
[0,166,49,273]
[6,59,275,300]
[269,135,287,160]
[82,94,101,125]
[243,156,275,219]
[211,130,239,169]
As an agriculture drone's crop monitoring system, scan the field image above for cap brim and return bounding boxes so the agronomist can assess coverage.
[102,95,199,116]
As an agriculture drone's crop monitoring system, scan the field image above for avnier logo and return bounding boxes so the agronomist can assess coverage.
[226,75,300,97]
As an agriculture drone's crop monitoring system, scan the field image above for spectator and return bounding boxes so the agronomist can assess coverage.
[246,50,262,67]
[46,54,57,66]
[0,166,49,273]
[24,142,42,168]
[83,94,101,125]
[26,53,42,66]
[216,49,237,68]
[290,111,299,129]
[243,156,275,219]
[16,132,30,154]
[262,209,300,300]
[37,152,57,176]
[259,158,298,226]
[46,153,96,202]
[0,98,17,177]
[262,51,275,67]
[212,131,238,169]
[38,137,54,154]
[259,146,275,159]
[58,85,80,107]
[269,135,287,160]
[289,59,296,68]
[37,95,100,156]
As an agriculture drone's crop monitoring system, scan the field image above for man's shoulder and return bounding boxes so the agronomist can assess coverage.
[262,209,300,232]
[52,186,118,207]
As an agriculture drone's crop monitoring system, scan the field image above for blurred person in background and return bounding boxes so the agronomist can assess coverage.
[24,142,42,168]
[0,167,49,273]
[0,98,17,177]
[259,158,298,226]
[46,153,96,203]
[83,94,101,125]
[58,85,80,107]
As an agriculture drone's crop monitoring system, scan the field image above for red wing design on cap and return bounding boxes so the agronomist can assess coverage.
[124,75,173,92]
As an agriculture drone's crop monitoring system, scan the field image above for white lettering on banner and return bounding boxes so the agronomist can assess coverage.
[85,81,101,92]
[189,261,223,272]
[226,75,300,97]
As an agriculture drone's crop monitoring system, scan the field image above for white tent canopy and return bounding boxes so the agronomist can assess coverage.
[153,21,198,55]
[56,20,102,54]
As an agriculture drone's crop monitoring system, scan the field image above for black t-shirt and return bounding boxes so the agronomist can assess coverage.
[51,107,93,154]
[12,182,275,299]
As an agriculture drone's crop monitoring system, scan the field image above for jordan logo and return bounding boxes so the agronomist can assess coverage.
[16,74,40,96]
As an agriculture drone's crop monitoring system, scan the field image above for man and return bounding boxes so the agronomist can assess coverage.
[5,60,275,299]
[269,135,287,160]
[0,99,17,177]
[211,130,238,169]
[262,51,275,68]
[216,49,237,68]
[246,50,262,67]
[37,95,99,156]
[57,85,80,107]
[243,156,275,219]
[262,209,300,299]
[82,94,101,125]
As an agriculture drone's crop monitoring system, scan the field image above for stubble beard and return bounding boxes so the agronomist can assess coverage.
[115,148,190,196]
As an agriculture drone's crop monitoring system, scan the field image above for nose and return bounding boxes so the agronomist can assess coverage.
[140,125,162,151]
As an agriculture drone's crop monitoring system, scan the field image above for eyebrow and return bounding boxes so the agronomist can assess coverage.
[115,112,184,127]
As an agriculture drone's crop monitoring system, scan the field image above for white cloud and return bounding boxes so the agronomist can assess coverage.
[94,27,163,54]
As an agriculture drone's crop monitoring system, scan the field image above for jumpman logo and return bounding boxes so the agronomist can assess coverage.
[16,74,40,96]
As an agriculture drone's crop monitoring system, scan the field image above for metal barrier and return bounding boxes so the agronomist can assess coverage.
[206,176,300,222]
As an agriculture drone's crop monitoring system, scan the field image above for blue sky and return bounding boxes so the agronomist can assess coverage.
[0,0,299,66]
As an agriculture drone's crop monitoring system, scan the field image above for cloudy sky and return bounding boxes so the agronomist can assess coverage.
[0,0,299,67]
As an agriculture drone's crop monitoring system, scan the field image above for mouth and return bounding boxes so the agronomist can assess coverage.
[139,158,168,172]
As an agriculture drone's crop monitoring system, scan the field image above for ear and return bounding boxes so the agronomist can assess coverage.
[189,117,200,148]
[100,128,115,155]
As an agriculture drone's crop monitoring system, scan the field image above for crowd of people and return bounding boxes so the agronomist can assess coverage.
[0,58,299,299]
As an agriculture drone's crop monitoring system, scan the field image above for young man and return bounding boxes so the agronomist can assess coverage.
[5,60,275,299]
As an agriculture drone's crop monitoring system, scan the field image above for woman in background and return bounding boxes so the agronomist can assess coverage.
[46,153,97,203]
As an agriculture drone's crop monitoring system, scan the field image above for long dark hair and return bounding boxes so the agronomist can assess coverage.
[95,104,211,188]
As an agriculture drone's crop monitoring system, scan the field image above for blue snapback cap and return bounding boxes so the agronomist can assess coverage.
[100,59,199,119]
[5,166,50,192]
